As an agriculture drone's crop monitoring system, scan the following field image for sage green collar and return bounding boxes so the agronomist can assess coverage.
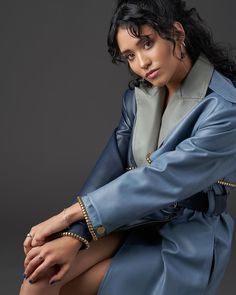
[132,53,214,167]
[179,53,214,99]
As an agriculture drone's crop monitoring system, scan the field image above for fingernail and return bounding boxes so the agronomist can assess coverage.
[22,273,27,279]
[50,280,60,285]
[29,279,33,284]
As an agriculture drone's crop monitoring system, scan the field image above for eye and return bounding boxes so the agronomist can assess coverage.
[124,53,135,61]
[143,39,153,49]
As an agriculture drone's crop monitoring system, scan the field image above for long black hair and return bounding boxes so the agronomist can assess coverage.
[107,0,236,89]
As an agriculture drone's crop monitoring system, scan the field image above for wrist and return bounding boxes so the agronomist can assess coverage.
[59,232,89,250]
[63,203,84,225]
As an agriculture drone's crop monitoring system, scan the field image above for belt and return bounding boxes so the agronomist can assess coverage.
[177,191,227,215]
[118,191,227,232]
[178,192,209,213]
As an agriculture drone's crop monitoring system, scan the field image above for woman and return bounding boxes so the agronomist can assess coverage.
[20,0,236,294]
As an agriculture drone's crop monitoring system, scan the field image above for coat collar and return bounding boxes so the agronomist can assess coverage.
[179,53,214,99]
[132,53,214,167]
[209,69,236,103]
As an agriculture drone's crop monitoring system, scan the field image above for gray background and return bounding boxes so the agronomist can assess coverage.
[1,0,236,293]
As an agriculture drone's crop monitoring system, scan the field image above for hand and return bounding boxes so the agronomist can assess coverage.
[23,203,83,255]
[23,213,68,255]
[24,236,83,285]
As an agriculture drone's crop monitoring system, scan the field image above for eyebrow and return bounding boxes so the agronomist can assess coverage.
[120,34,152,55]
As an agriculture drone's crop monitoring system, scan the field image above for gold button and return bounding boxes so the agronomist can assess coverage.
[96,226,106,235]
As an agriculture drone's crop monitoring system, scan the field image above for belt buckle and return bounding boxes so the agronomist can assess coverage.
[169,202,178,208]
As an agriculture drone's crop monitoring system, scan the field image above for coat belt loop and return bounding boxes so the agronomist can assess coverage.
[206,188,216,215]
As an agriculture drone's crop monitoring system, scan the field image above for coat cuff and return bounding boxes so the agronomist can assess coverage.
[58,230,90,250]
[77,195,106,240]
[61,221,92,250]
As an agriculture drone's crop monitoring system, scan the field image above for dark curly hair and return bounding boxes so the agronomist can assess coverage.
[107,0,236,89]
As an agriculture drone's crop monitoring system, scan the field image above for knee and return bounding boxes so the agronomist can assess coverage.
[19,268,60,294]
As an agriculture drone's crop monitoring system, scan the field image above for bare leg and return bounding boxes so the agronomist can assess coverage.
[59,258,112,295]
[19,231,125,295]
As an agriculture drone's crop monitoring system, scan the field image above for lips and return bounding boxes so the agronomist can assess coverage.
[145,68,160,79]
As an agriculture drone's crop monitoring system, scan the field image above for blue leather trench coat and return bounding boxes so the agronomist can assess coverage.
[68,54,236,295]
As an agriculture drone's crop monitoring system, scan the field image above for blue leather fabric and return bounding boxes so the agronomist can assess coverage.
[67,64,236,294]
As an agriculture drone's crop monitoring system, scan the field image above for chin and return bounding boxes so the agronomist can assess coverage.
[150,80,166,88]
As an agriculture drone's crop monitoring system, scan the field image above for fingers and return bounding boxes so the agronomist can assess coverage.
[49,264,70,285]
[24,245,55,282]
[24,247,41,269]
[23,232,45,256]
[24,240,32,255]
[23,234,34,255]
[31,236,45,247]
[23,212,70,255]
[26,258,55,283]
[23,219,59,253]
[29,227,46,247]
[24,253,45,279]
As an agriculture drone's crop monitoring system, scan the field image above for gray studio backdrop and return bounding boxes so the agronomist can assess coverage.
[1,0,236,294]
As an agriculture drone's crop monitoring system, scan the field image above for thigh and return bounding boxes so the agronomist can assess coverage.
[59,257,112,295]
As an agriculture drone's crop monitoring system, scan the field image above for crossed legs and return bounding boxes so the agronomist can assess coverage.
[19,231,125,295]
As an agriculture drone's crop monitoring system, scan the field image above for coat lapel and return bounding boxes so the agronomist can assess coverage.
[132,54,214,167]
[132,85,166,167]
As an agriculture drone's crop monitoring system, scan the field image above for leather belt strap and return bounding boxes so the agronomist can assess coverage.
[179,192,209,213]
[178,191,227,215]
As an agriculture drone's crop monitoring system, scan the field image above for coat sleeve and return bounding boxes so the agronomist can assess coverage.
[77,100,236,239]
[62,88,135,248]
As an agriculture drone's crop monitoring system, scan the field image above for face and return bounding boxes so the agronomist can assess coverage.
[116,24,185,88]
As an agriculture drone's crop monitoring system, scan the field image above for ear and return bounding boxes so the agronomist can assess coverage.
[172,21,185,43]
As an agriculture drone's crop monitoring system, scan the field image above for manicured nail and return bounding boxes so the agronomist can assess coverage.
[50,280,55,285]
[22,273,27,279]
[29,279,33,284]
[50,280,60,285]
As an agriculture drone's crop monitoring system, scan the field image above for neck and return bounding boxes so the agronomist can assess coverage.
[165,55,193,100]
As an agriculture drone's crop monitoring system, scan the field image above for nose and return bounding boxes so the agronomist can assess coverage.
[137,52,151,69]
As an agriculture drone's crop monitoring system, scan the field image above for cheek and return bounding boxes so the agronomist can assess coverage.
[161,45,174,64]
[150,42,172,60]
[128,62,141,76]
[159,45,178,75]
